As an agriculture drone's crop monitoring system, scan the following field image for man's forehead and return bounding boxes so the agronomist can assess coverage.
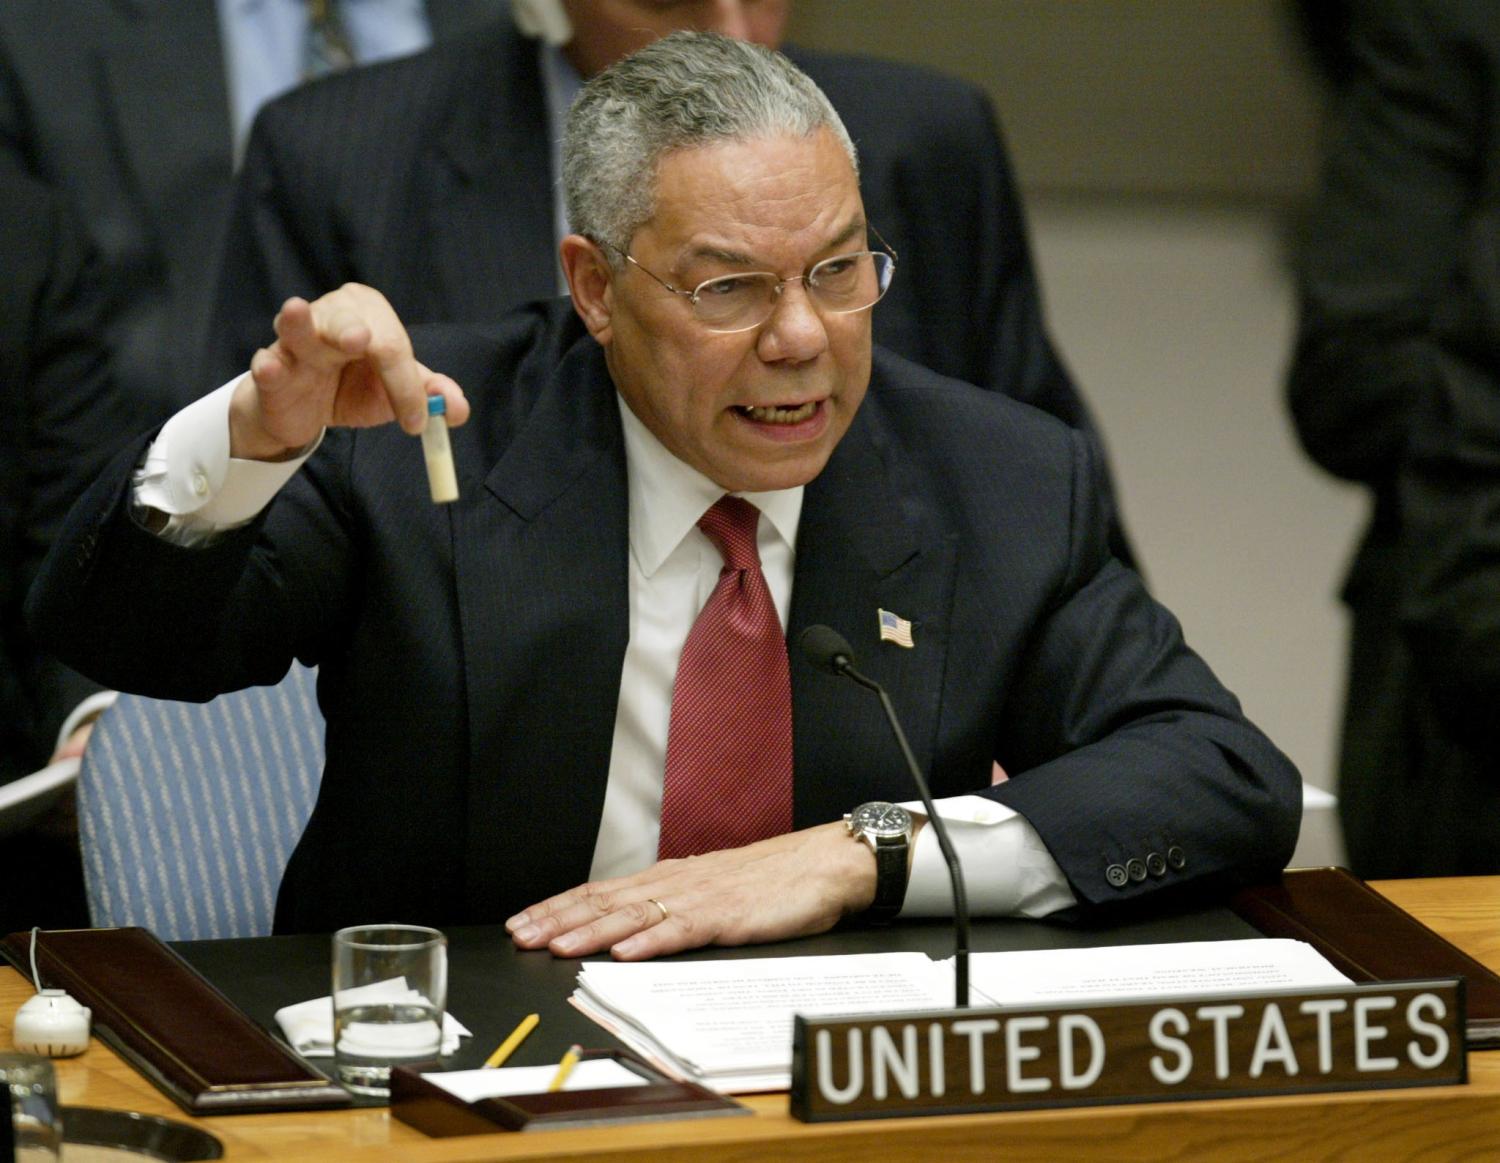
[643,131,864,255]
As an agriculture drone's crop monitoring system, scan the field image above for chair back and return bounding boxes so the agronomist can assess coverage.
[77,664,323,940]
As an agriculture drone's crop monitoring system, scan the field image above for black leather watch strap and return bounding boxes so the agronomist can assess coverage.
[865,836,909,924]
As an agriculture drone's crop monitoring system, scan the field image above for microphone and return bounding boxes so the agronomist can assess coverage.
[800,625,970,1009]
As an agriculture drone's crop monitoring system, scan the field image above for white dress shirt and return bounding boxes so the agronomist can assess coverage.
[133,380,1076,919]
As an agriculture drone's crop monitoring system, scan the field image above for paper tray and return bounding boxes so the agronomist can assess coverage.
[391,1049,750,1133]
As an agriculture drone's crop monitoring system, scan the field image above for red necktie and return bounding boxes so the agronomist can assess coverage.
[658,496,794,859]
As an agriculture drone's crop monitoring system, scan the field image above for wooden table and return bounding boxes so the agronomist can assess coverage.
[7,877,1500,1162]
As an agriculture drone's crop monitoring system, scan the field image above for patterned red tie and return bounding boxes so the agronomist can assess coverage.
[658,495,794,859]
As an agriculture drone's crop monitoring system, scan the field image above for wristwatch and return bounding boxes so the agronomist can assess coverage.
[844,801,914,924]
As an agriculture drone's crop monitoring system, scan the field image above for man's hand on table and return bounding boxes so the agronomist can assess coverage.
[505,822,879,960]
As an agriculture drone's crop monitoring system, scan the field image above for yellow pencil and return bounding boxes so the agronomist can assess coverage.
[547,1043,582,1091]
[483,1012,540,1069]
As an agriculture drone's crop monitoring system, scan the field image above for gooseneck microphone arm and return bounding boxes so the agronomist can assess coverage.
[799,625,970,1009]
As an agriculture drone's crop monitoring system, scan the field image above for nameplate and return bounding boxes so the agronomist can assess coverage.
[789,978,1466,1122]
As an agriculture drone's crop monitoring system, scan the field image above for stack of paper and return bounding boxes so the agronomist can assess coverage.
[574,953,954,1092]
[571,939,1352,1093]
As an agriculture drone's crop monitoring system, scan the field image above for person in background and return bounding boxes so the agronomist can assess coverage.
[0,0,504,425]
[201,0,1136,564]
[30,33,1298,944]
[1286,0,1500,877]
[0,163,136,928]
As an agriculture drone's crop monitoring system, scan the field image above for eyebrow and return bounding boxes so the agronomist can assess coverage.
[678,218,868,272]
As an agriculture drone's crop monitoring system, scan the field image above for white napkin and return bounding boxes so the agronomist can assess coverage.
[275,977,471,1057]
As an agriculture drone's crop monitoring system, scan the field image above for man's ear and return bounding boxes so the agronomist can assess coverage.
[561,234,614,344]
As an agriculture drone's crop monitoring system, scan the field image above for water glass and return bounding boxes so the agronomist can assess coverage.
[331,924,447,1096]
[0,1052,62,1162]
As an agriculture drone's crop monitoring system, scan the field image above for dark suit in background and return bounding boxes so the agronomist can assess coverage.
[0,0,504,423]
[31,303,1298,933]
[201,19,1135,562]
[0,164,134,927]
[0,165,129,784]
[1287,0,1500,876]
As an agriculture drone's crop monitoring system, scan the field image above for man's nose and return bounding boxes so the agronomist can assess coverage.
[756,279,828,364]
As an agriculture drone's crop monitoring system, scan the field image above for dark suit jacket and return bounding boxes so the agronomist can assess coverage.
[1286,0,1500,875]
[0,164,133,781]
[202,19,1133,562]
[30,302,1298,933]
[0,0,504,422]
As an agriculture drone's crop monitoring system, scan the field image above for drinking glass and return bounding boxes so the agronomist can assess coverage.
[331,924,447,1096]
[0,1052,61,1162]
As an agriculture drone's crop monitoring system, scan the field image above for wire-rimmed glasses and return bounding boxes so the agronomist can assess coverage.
[598,231,897,334]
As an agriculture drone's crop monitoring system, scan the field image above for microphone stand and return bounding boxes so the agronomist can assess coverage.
[800,625,970,1006]
[836,660,970,1009]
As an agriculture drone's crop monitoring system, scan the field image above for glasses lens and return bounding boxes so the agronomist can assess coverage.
[808,252,893,314]
[691,272,780,329]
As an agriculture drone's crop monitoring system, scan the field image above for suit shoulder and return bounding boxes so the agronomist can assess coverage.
[251,21,513,139]
[788,45,995,132]
[869,345,1073,447]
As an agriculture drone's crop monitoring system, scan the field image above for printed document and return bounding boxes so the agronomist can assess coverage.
[571,939,1351,1092]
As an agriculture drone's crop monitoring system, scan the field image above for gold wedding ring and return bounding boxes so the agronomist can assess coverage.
[646,897,669,923]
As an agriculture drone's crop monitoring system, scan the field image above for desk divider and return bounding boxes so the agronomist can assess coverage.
[0,926,350,1115]
[1231,867,1500,1047]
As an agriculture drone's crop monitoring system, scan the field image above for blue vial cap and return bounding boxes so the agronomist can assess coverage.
[427,394,446,416]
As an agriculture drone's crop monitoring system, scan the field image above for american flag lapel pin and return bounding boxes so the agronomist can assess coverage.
[877,608,915,648]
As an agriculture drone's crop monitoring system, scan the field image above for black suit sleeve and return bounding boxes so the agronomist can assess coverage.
[1397,349,1500,746]
[2,167,136,773]
[990,429,1300,908]
[1286,0,1484,485]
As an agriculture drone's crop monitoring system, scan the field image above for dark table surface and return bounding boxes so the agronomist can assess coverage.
[172,906,1259,1081]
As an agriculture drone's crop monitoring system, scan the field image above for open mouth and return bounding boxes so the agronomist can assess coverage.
[735,401,819,424]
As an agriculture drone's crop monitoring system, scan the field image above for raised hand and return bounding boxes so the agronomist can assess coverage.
[230,284,468,460]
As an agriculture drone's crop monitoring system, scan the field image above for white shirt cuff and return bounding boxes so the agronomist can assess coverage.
[133,376,321,542]
[898,794,1077,919]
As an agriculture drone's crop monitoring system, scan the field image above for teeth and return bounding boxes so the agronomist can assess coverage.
[740,401,817,424]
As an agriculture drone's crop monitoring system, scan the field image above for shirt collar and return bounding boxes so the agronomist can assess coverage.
[617,396,803,577]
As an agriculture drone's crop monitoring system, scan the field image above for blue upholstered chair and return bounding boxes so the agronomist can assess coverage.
[77,664,323,940]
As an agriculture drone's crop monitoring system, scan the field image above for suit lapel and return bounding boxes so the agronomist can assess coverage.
[424,23,558,321]
[452,338,629,912]
[788,384,958,825]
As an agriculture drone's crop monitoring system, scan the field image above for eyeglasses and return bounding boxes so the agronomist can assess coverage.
[598,231,897,334]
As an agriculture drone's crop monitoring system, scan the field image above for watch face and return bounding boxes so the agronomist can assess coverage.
[851,801,911,839]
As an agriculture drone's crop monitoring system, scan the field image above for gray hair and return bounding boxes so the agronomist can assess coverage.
[563,31,859,256]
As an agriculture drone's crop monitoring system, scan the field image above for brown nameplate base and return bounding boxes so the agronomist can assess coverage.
[790,978,1466,1122]
[2,928,350,1115]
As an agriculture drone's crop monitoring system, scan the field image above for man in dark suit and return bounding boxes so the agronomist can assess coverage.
[202,1,1132,561]
[0,165,132,784]
[1,163,136,927]
[1286,0,1500,877]
[0,0,504,422]
[32,34,1296,949]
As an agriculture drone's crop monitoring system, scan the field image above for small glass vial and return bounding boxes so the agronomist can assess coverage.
[421,394,459,504]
